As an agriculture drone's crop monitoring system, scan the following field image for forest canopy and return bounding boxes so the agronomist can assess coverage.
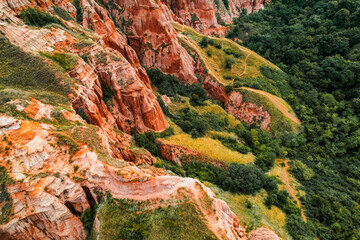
[227,0,360,239]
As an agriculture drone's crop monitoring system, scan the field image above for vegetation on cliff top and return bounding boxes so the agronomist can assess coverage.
[228,0,360,239]
[96,196,217,240]
[0,35,71,109]
[171,22,300,133]
[172,22,278,85]
[20,7,65,27]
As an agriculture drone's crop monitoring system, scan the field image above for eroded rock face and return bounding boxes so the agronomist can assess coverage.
[195,53,272,130]
[227,92,271,130]
[2,0,169,135]
[158,142,204,165]
[229,0,272,16]
[0,115,245,240]
[161,0,218,29]
[102,0,198,84]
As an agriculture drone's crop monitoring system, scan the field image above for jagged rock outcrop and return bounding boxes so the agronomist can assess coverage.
[1,0,169,135]
[161,0,219,29]
[228,0,272,17]
[0,115,245,239]
[227,91,271,130]
[158,142,204,165]
[101,0,198,84]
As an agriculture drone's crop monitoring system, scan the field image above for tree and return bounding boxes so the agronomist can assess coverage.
[289,160,314,181]
[224,163,266,194]
[224,56,235,69]
[199,37,209,48]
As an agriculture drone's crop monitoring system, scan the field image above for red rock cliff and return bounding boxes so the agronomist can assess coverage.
[101,0,198,83]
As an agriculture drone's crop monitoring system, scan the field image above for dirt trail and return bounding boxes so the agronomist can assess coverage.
[177,23,301,125]
[232,52,252,85]
[219,37,280,70]
[235,87,301,124]
[283,160,307,222]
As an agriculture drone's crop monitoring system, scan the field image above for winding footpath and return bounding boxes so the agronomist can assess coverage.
[283,160,307,222]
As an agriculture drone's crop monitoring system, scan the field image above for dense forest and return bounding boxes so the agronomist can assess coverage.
[227,0,360,239]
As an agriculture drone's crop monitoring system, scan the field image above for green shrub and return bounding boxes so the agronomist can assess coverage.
[224,56,235,69]
[214,42,222,49]
[54,6,73,21]
[289,160,314,181]
[183,161,227,183]
[223,0,229,9]
[233,51,242,58]
[255,151,277,171]
[223,48,233,55]
[102,85,114,107]
[175,107,209,138]
[154,158,163,168]
[285,215,316,240]
[134,128,174,157]
[212,135,251,154]
[223,74,232,80]
[225,85,234,94]
[73,0,83,23]
[147,69,208,106]
[80,207,97,232]
[190,13,200,23]
[20,7,64,27]
[56,134,80,155]
[199,37,209,48]
[222,163,266,194]
[41,52,78,71]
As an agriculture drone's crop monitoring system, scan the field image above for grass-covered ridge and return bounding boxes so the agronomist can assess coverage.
[206,182,291,240]
[96,196,217,240]
[237,88,301,133]
[0,35,72,107]
[172,22,278,86]
[156,98,255,165]
[171,22,301,133]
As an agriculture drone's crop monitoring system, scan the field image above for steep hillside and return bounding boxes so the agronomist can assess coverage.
[0,0,304,239]
[171,22,300,133]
